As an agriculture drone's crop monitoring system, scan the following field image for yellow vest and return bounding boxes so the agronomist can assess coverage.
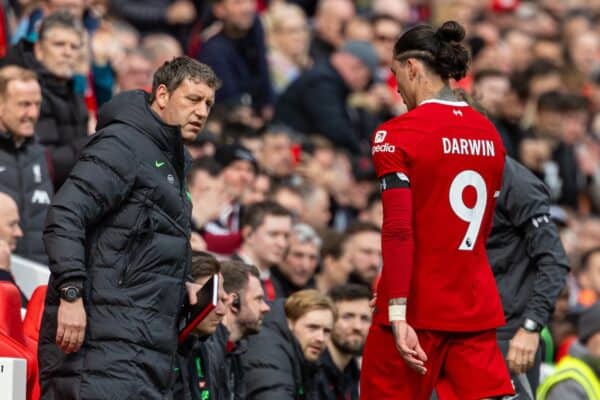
[537,355,600,400]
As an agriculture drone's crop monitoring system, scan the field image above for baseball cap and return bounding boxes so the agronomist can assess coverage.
[214,143,258,172]
[340,40,380,78]
[578,301,600,344]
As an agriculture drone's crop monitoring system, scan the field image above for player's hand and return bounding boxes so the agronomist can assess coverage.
[56,298,86,354]
[391,320,428,375]
[506,328,540,374]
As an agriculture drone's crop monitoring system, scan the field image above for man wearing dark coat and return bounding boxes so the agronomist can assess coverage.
[38,56,219,400]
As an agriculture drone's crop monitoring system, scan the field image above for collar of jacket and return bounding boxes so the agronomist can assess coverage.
[97,90,190,175]
[0,130,34,150]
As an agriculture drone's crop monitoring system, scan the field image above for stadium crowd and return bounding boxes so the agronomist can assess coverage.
[0,0,599,399]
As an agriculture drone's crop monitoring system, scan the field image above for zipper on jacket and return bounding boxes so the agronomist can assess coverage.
[117,207,146,286]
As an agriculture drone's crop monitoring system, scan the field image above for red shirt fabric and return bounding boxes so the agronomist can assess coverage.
[371,100,506,332]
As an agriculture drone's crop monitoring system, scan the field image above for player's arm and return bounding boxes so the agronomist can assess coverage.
[380,172,414,321]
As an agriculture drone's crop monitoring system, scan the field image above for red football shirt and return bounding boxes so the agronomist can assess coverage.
[372,99,506,332]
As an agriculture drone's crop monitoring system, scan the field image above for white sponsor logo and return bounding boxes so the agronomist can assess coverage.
[453,109,463,117]
[374,130,387,143]
[371,143,396,154]
[397,172,410,183]
[32,190,50,204]
[33,164,42,183]
[167,174,175,184]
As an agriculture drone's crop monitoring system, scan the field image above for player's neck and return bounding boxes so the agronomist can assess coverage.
[416,81,455,105]
[327,342,354,371]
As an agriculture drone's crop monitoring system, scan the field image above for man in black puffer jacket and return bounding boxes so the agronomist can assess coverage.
[242,290,335,400]
[0,11,89,189]
[38,56,220,400]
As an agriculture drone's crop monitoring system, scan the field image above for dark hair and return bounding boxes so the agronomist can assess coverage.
[524,59,560,82]
[187,156,223,185]
[320,229,345,260]
[149,56,221,103]
[537,90,565,112]
[38,11,84,42]
[393,20,469,81]
[190,251,221,281]
[329,283,372,302]
[241,200,292,231]
[220,260,260,294]
[346,221,381,236]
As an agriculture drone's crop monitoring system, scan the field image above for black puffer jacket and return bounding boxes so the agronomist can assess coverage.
[39,90,192,399]
[0,132,53,264]
[1,39,89,189]
[242,299,320,400]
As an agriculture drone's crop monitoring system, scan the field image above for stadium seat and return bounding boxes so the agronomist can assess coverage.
[0,332,39,400]
[0,281,26,346]
[23,285,47,348]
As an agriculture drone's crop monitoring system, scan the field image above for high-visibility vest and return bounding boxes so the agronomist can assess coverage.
[537,355,600,400]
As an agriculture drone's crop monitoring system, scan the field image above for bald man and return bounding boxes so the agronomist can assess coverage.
[0,192,28,305]
[310,0,355,61]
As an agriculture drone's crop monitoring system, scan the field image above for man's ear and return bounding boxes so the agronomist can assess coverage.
[287,318,294,332]
[154,84,170,109]
[242,226,253,241]
[34,41,42,61]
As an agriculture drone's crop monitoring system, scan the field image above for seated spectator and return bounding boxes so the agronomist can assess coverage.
[242,289,335,399]
[271,223,321,298]
[197,0,273,119]
[270,183,304,219]
[358,191,382,228]
[263,2,311,95]
[234,201,293,301]
[299,184,331,231]
[0,66,53,263]
[174,252,228,400]
[309,0,355,62]
[241,169,272,206]
[318,284,371,400]
[344,222,382,289]
[141,33,183,72]
[343,16,373,42]
[0,193,27,305]
[114,48,153,92]
[577,247,600,307]
[314,230,352,295]
[537,301,600,399]
[258,124,295,182]
[203,260,271,400]
[202,144,257,255]
[273,40,379,155]
[1,11,89,189]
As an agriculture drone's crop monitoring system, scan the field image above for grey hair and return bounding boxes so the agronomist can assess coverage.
[291,223,322,249]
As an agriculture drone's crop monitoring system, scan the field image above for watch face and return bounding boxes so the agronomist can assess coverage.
[63,287,80,301]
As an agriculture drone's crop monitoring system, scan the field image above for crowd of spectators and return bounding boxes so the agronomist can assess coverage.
[1,0,600,398]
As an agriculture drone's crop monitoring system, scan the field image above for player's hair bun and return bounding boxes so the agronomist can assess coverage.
[434,21,465,43]
[433,21,469,81]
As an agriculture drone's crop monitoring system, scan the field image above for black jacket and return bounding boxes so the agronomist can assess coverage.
[270,266,315,299]
[273,60,361,154]
[0,132,53,264]
[242,299,320,400]
[487,157,569,340]
[1,39,89,189]
[316,348,360,400]
[204,323,247,400]
[38,90,192,399]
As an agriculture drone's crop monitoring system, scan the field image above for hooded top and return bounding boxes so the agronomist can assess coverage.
[39,89,192,400]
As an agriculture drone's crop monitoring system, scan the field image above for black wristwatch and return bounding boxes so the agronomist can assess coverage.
[59,286,82,302]
[522,318,542,333]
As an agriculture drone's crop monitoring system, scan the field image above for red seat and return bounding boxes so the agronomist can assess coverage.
[0,332,39,400]
[23,285,47,347]
[0,281,26,346]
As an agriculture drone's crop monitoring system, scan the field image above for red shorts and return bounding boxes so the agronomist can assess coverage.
[360,324,514,400]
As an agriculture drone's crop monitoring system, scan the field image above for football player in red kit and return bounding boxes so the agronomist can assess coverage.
[360,21,515,400]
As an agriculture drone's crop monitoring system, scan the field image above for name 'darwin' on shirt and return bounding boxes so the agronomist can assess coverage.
[442,137,495,157]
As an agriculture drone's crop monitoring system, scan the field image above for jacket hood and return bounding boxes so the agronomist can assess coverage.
[97,90,182,154]
[569,340,600,376]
